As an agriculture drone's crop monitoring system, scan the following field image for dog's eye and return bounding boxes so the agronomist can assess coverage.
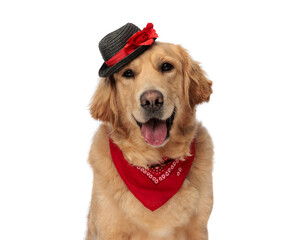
[161,63,174,72]
[122,69,134,78]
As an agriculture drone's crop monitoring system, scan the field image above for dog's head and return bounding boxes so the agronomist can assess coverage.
[90,42,212,148]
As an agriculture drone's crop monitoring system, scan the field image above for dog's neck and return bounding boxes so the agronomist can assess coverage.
[107,116,197,168]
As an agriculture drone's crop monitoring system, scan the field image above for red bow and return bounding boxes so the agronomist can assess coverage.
[124,23,158,51]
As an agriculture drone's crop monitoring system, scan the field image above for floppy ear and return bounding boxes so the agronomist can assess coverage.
[89,76,118,127]
[177,46,213,111]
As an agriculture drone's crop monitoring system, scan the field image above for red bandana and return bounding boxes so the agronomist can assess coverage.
[109,139,195,211]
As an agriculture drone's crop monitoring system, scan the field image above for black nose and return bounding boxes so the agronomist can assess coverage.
[140,90,164,112]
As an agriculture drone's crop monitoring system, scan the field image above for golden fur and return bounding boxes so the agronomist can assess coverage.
[86,42,213,240]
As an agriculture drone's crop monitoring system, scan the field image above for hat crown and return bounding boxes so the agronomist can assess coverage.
[99,23,141,62]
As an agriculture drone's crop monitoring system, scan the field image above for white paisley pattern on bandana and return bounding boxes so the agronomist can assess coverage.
[136,158,181,185]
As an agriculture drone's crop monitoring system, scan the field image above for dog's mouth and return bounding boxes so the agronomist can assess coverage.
[136,108,176,146]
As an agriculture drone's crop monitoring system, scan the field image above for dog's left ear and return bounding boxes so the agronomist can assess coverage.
[176,45,213,111]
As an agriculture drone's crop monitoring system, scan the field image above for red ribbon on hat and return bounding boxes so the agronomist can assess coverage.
[109,138,195,211]
[105,23,158,67]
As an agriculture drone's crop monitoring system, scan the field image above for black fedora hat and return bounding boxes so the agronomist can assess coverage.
[98,23,158,77]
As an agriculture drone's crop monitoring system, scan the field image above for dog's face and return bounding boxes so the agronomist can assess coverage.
[90,42,212,148]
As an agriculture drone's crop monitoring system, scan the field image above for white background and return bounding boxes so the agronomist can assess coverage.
[0,0,299,239]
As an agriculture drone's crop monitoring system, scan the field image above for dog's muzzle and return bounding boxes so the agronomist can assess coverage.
[134,90,176,147]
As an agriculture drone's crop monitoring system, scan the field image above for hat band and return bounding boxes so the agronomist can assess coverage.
[105,23,158,68]
[105,47,135,67]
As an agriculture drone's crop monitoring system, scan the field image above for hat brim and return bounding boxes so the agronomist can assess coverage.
[98,44,154,77]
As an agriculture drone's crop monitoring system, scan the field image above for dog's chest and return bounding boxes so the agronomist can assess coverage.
[119,179,200,232]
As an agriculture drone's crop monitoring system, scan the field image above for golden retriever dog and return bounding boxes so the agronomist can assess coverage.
[85,40,213,239]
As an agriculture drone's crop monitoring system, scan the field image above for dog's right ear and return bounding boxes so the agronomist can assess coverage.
[89,76,118,127]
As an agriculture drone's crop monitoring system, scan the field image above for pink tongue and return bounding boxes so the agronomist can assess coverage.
[141,119,167,146]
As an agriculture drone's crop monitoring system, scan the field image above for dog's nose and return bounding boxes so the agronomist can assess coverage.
[140,90,164,112]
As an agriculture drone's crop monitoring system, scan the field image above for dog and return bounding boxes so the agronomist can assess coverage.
[85,23,213,240]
